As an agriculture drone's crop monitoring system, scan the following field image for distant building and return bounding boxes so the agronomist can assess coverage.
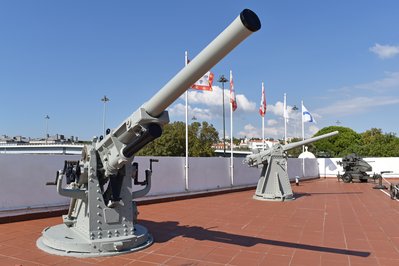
[0,134,84,155]
[212,137,279,153]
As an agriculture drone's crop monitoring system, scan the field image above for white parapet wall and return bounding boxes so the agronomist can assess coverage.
[2,154,397,213]
[317,157,399,178]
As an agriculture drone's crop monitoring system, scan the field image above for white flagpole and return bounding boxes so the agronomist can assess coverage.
[301,100,305,152]
[229,70,234,186]
[184,51,189,191]
[261,82,265,150]
[284,93,287,145]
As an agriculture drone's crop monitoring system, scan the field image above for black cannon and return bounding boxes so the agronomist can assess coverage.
[337,153,376,183]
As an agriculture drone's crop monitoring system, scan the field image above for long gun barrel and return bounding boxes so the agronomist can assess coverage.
[282,131,339,151]
[143,9,261,117]
[244,131,339,167]
[95,9,261,177]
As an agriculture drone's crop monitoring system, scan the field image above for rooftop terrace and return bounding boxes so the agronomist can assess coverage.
[1,177,399,265]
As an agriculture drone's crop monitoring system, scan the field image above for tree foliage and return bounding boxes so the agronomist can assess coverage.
[136,121,219,157]
[310,126,399,157]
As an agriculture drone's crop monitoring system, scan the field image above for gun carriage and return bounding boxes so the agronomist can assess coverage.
[37,9,261,257]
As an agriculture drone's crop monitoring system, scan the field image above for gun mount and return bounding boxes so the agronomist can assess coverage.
[337,153,376,183]
[37,9,261,257]
[244,131,339,201]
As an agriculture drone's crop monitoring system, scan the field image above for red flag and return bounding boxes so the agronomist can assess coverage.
[259,82,266,117]
[186,58,214,91]
[191,71,214,91]
[230,70,237,111]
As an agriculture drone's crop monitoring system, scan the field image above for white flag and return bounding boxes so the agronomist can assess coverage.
[302,104,316,123]
[283,93,289,122]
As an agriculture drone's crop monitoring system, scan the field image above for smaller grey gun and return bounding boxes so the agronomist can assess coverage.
[244,131,339,201]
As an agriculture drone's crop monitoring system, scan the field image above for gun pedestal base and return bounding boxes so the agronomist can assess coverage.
[253,194,295,202]
[37,223,153,258]
[253,156,295,202]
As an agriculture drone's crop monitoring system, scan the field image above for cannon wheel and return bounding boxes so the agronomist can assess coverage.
[341,173,352,183]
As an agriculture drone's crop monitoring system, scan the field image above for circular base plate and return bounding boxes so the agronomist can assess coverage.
[253,194,295,201]
[37,224,153,258]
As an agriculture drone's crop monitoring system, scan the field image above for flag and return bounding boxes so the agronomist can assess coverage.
[302,104,316,123]
[229,70,237,111]
[259,82,266,116]
[191,71,214,91]
[186,58,214,91]
[283,93,289,123]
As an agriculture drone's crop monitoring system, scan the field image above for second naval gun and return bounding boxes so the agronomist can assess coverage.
[37,9,261,257]
[244,131,339,201]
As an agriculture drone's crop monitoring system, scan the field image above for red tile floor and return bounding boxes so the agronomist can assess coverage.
[1,177,399,265]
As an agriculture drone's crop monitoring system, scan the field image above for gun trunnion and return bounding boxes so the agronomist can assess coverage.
[37,9,261,257]
[244,131,339,201]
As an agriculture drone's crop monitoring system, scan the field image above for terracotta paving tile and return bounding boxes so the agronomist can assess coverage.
[163,256,201,265]
[2,178,399,265]
[260,253,291,266]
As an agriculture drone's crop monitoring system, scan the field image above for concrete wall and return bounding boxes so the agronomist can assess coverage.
[3,154,397,212]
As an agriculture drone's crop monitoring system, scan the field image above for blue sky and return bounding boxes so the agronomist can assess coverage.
[1,1,399,141]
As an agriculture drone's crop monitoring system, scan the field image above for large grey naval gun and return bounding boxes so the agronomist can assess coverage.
[37,9,261,257]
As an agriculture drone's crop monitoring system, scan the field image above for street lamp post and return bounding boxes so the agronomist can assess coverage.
[101,95,110,136]
[292,105,299,138]
[218,75,228,157]
[44,115,50,144]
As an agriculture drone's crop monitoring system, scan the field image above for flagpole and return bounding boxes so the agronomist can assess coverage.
[261,82,265,150]
[301,100,305,153]
[184,51,189,191]
[284,93,287,145]
[229,70,234,186]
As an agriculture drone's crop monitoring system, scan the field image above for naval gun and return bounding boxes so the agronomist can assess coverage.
[244,131,339,201]
[37,9,261,257]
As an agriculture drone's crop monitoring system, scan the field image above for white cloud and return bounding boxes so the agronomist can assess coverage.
[267,119,278,126]
[238,124,259,138]
[168,103,214,120]
[369,43,399,59]
[308,125,320,136]
[187,85,256,112]
[316,96,399,116]
[237,123,283,139]
[353,71,399,92]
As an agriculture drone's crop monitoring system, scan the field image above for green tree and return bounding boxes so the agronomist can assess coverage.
[285,137,309,158]
[312,126,360,157]
[357,128,399,157]
[136,121,219,157]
